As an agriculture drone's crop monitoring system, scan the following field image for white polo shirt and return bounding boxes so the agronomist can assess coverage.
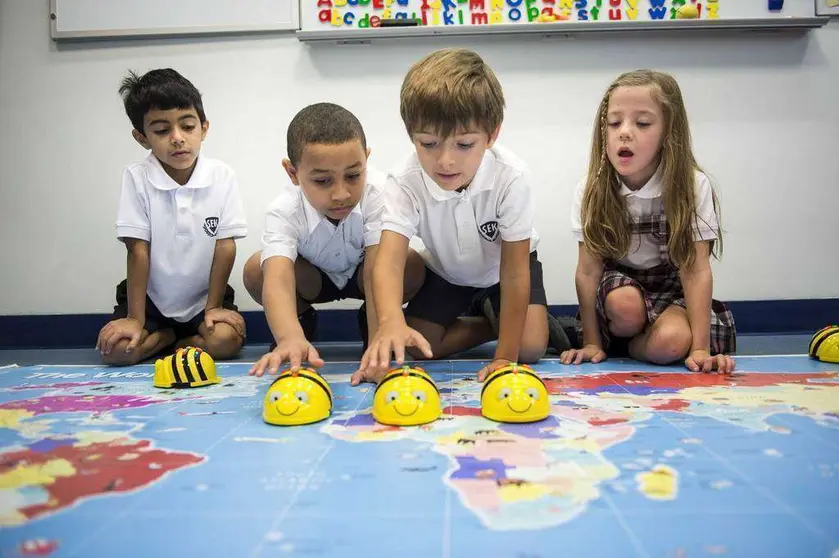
[382,144,538,289]
[260,167,386,289]
[570,168,719,269]
[115,153,248,322]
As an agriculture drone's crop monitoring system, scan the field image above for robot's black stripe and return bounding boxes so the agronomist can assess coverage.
[273,371,332,404]
[810,327,839,358]
[180,350,196,384]
[480,368,544,399]
[376,370,436,393]
[193,350,208,382]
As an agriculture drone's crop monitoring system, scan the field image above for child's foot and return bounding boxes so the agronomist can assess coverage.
[269,307,318,352]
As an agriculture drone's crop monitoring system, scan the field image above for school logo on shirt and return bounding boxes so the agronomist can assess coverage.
[478,220,499,242]
[203,217,219,237]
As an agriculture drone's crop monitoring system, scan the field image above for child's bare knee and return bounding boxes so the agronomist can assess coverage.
[518,340,547,364]
[402,251,427,301]
[100,341,142,366]
[645,324,692,364]
[242,252,263,303]
[605,288,646,337]
[203,325,243,360]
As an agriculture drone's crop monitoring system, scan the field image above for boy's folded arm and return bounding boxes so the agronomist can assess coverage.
[262,256,306,344]
[124,238,150,327]
[206,238,236,310]
[575,242,604,348]
[495,239,530,363]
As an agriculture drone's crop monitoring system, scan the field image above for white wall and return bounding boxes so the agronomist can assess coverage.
[1,0,837,316]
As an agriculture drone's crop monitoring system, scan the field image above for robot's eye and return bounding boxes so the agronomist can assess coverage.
[526,387,540,400]
[412,390,427,402]
[270,393,282,402]
[386,391,399,403]
[295,391,309,404]
[497,388,512,400]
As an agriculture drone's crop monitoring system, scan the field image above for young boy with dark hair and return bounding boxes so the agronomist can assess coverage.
[96,68,248,365]
[244,102,425,377]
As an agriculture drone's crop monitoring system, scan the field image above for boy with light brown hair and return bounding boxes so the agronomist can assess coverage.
[353,48,572,385]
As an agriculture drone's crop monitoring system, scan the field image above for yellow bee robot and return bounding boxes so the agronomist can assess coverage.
[153,346,220,389]
[480,363,550,423]
[263,368,333,426]
[809,325,839,363]
[373,366,442,427]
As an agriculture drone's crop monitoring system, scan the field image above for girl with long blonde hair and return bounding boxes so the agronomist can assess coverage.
[561,69,736,372]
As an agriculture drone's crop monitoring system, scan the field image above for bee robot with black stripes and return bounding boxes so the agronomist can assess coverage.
[263,368,333,426]
[373,366,441,426]
[153,346,220,389]
[480,363,550,423]
[809,325,839,363]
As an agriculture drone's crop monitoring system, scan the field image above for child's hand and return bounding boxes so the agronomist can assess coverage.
[351,322,433,386]
[204,308,246,337]
[249,336,324,377]
[477,358,513,382]
[96,318,144,356]
[560,344,606,365]
[685,350,734,373]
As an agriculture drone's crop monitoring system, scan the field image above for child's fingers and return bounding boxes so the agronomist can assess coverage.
[411,332,433,359]
[269,351,288,375]
[358,346,372,373]
[574,350,585,365]
[125,331,141,352]
[103,330,125,355]
[391,340,405,367]
[308,346,325,368]
[289,350,303,372]
[249,355,269,377]
[685,356,699,372]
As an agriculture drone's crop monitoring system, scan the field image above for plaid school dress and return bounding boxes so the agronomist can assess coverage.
[594,210,737,356]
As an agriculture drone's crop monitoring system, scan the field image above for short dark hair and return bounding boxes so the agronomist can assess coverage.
[286,103,367,167]
[118,68,206,134]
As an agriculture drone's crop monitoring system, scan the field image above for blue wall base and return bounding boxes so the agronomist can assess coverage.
[1,298,836,350]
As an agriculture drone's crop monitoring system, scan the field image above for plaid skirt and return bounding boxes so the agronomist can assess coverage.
[594,263,736,355]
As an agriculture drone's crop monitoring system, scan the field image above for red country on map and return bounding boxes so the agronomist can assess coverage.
[1,437,204,523]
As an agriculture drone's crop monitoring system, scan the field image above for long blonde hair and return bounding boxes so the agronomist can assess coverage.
[581,69,722,270]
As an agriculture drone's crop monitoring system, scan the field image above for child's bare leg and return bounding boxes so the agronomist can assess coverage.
[629,305,692,365]
[177,321,244,360]
[243,250,321,313]
[405,316,496,360]
[242,251,266,305]
[518,304,548,363]
[101,329,176,366]
[604,286,647,338]
[402,249,427,302]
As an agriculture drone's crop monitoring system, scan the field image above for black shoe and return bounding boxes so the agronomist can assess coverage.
[357,303,369,353]
[546,313,580,354]
[269,307,318,352]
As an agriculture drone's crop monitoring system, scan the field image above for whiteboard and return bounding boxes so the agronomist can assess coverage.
[50,0,300,40]
[300,0,819,34]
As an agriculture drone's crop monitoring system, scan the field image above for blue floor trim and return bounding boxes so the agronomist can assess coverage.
[1,298,836,349]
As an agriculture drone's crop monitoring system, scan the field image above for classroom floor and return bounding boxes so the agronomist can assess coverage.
[1,335,837,558]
